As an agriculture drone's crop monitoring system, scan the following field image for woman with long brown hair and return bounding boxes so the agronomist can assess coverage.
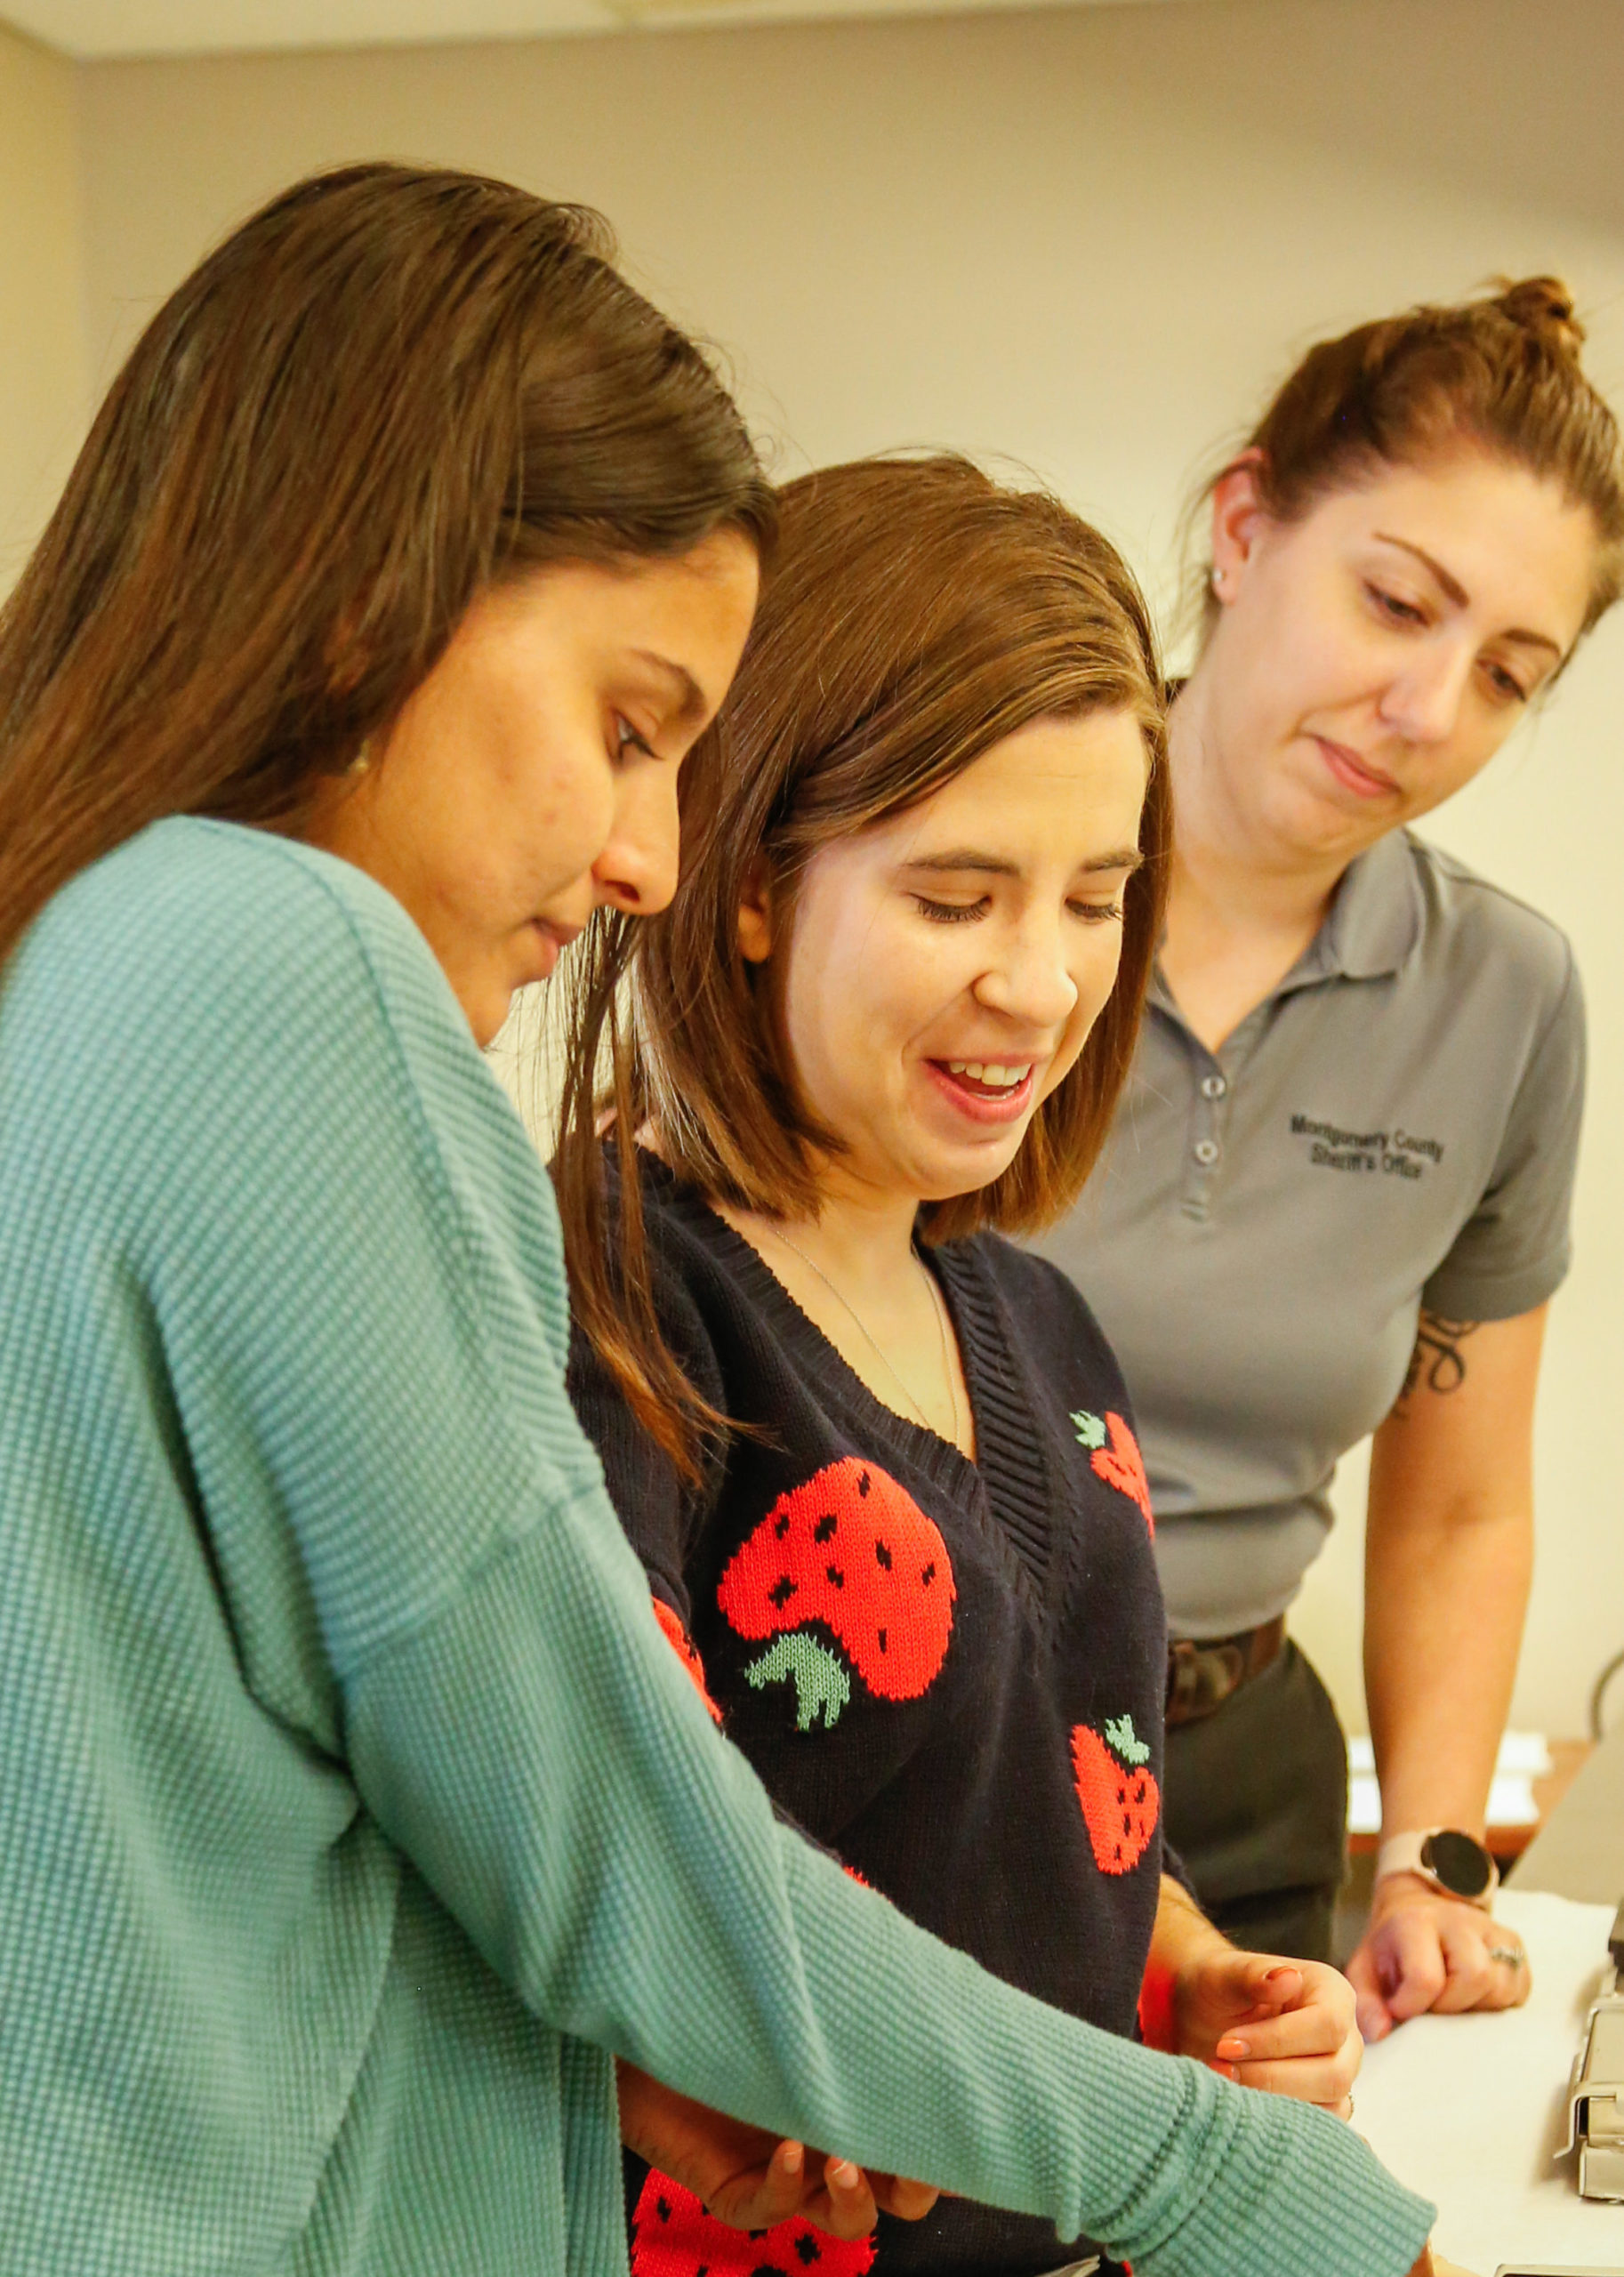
[560,456,1458,2277]
[0,166,1437,2277]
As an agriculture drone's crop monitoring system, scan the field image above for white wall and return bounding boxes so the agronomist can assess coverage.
[0,20,87,583]
[48,0,1624,1735]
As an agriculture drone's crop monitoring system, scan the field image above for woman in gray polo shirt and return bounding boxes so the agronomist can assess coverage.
[1037,278,1623,2037]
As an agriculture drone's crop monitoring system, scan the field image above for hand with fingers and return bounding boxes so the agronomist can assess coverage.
[1171,1945,1363,2115]
[1407,2247,1481,2277]
[1345,1874,1530,2042]
[615,2059,938,2237]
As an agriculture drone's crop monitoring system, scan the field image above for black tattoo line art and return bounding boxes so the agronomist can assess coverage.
[1395,1312,1482,1412]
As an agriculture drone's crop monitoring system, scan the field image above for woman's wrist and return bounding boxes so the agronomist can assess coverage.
[1155,1876,1230,1963]
[1148,1879,1231,2041]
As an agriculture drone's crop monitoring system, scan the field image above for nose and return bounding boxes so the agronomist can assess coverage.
[973,910,1081,1035]
[592,762,681,918]
[1379,638,1475,746]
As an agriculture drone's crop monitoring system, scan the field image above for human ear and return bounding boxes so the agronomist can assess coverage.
[736,857,775,964]
[1208,449,1272,599]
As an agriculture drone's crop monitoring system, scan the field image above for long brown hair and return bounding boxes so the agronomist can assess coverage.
[1191,275,1624,640]
[557,455,1170,1475]
[0,162,775,970]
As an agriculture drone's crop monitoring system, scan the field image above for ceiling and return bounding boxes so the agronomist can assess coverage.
[4,0,1186,54]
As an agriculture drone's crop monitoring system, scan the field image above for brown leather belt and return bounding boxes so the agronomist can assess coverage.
[1165,1614,1286,1726]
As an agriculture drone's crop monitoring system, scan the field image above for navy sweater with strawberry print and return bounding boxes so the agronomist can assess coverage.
[567,1155,1171,2277]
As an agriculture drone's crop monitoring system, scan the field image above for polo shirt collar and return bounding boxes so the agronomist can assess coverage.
[1317,827,1424,981]
[1148,828,1423,1024]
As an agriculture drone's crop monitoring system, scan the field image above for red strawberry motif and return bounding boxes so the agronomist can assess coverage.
[1071,1715,1160,1875]
[631,2171,875,2277]
[1072,1410,1154,1534]
[719,1460,954,1727]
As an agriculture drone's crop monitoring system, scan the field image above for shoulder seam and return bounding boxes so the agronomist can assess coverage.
[239,839,586,1672]
[1403,830,1574,954]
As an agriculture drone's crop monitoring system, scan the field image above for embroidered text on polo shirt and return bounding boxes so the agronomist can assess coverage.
[1289,1114,1448,1179]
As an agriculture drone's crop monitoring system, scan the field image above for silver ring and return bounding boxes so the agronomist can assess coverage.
[1487,1944,1525,1967]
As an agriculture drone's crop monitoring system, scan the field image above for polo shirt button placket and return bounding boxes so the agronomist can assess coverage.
[1179,1052,1233,1220]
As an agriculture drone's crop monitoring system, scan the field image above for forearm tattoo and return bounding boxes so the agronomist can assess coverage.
[1394,1311,1482,1412]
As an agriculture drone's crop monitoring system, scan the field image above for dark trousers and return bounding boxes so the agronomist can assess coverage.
[1163,1640,1349,1964]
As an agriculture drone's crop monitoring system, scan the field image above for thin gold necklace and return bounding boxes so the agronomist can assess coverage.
[764,1225,963,1447]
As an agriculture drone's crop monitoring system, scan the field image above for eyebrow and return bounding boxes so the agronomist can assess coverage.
[903,847,1145,878]
[1372,534,1564,657]
[631,650,709,726]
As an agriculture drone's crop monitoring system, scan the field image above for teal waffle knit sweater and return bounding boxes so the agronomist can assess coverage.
[0,818,1433,2277]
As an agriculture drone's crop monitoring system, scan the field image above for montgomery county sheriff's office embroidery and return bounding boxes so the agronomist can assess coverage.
[1033,827,1582,1644]
[1288,1113,1448,1180]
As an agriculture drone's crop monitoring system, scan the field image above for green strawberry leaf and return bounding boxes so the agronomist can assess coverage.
[1071,1410,1107,1451]
[1104,1711,1151,1766]
[745,1633,851,1732]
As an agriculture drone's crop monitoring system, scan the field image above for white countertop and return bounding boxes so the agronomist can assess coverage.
[1355,1888,1624,2270]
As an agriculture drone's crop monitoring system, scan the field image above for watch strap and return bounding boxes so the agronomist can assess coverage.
[1375,1828,1498,1908]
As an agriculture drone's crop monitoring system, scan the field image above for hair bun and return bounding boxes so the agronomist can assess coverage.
[1495,274,1586,358]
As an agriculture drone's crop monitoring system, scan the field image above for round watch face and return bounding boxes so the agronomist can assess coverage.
[1420,1828,1495,1900]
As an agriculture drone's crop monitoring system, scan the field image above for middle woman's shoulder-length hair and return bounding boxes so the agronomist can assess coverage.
[557,453,1171,1471]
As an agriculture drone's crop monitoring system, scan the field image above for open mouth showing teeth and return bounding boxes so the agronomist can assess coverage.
[941,1059,1033,1098]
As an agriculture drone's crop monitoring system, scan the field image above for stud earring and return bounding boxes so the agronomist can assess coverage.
[1210,565,1226,595]
[348,737,374,777]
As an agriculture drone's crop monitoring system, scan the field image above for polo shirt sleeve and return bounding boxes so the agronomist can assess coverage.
[1421,948,1585,1321]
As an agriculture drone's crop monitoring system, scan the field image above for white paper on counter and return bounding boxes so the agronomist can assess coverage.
[1348,1772,1542,1834]
[1354,1888,1624,2269]
[1347,1733,1551,1834]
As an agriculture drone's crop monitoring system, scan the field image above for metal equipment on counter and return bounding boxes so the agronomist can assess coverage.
[1563,1899,1624,2200]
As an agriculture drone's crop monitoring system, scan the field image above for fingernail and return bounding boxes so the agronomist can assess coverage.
[831,2160,859,2189]
[1264,1966,1298,1983]
[779,2144,803,2175]
[1215,2036,1249,2059]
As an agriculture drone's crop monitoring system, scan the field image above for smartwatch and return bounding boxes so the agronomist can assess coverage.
[1375,1827,1499,1908]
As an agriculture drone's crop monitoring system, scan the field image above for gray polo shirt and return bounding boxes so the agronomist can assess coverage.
[1032,829,1584,1639]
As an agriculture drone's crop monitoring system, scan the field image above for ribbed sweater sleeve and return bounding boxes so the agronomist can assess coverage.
[34,824,1431,2277]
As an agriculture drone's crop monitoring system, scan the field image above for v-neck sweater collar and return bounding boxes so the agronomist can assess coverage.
[643,1160,1060,1599]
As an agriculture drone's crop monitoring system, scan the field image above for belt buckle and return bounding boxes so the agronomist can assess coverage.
[1167,1637,1246,1723]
